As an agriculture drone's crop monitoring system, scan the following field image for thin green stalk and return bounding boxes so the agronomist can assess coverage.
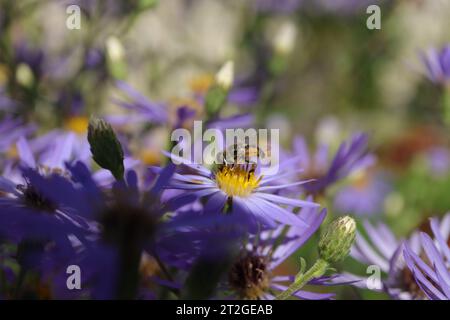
[276,258,329,300]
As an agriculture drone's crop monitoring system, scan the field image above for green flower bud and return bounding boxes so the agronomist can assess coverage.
[215,61,234,91]
[318,216,356,263]
[205,85,228,116]
[205,61,234,116]
[273,22,297,56]
[88,117,124,180]
[16,63,34,88]
[106,36,127,79]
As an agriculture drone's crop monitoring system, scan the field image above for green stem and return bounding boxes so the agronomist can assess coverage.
[276,258,329,300]
[152,251,180,298]
[13,266,27,299]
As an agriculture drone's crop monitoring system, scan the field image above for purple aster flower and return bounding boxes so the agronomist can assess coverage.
[163,152,319,232]
[0,117,35,155]
[225,206,350,299]
[1,133,90,185]
[109,81,169,126]
[110,80,254,131]
[0,160,168,299]
[0,164,92,289]
[422,45,450,85]
[333,171,391,216]
[291,133,375,195]
[349,220,428,299]
[403,214,450,300]
[40,161,234,299]
[5,133,139,188]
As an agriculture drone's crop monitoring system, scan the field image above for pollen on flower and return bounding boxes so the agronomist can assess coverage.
[215,165,261,198]
[138,149,161,165]
[228,254,270,300]
[64,116,89,134]
[6,145,18,159]
[401,266,427,299]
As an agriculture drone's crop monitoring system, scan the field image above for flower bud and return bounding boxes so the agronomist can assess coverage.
[318,216,356,263]
[106,36,127,79]
[205,61,234,116]
[16,63,34,88]
[88,117,124,180]
[273,22,297,56]
[215,60,234,91]
[106,36,125,62]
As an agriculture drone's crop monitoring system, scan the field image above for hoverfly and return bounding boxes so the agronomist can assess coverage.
[213,142,267,175]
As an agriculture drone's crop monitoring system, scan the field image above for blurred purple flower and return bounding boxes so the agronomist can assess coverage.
[333,172,391,216]
[255,0,383,15]
[65,0,152,20]
[292,133,375,195]
[426,147,450,176]
[255,0,302,13]
[228,86,260,107]
[0,118,35,154]
[308,0,383,15]
[206,113,254,130]
[109,81,168,126]
[84,48,106,70]
[422,45,450,85]
[111,80,254,130]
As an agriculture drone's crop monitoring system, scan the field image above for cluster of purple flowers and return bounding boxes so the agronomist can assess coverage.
[0,43,376,298]
[1,81,448,299]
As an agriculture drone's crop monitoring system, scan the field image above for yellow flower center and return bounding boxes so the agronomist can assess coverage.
[6,145,18,159]
[215,165,261,198]
[64,116,89,134]
[138,149,161,165]
[189,73,214,94]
